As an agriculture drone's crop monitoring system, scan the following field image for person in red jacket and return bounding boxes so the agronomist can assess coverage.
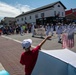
[20,36,52,75]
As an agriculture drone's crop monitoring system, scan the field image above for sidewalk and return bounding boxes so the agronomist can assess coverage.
[0,36,25,75]
[0,63,5,71]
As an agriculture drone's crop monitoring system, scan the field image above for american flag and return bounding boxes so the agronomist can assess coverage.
[68,30,74,48]
[62,33,68,49]
[62,33,74,49]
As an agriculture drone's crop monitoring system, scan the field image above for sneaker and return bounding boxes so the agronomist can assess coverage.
[58,41,62,44]
[32,35,34,37]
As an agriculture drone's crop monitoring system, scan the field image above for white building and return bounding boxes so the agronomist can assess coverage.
[4,17,16,26]
[16,1,66,25]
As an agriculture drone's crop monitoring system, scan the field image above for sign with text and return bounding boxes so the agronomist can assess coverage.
[34,28,46,37]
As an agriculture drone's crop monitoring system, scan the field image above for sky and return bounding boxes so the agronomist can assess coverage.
[0,0,76,20]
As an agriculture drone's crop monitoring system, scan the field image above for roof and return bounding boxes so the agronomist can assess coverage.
[4,17,15,19]
[65,13,76,19]
[65,8,76,15]
[16,1,66,18]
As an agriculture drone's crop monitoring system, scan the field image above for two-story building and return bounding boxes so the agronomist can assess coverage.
[16,1,66,25]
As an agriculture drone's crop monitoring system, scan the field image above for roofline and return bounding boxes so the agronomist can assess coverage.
[66,13,76,17]
[16,1,66,18]
[4,17,15,19]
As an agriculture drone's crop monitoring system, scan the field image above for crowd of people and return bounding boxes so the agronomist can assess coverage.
[0,22,76,47]
[0,24,32,35]
[31,22,76,49]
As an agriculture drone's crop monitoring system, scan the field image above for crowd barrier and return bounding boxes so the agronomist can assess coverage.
[32,49,76,75]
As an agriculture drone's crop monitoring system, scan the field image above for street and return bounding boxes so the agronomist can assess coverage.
[2,33,76,52]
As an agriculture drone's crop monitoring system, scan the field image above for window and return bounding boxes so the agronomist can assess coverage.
[58,5,60,7]
[62,12,64,16]
[35,14,38,18]
[41,13,44,18]
[25,17,26,20]
[54,11,56,15]
[58,11,60,15]
[17,19,19,21]
[21,18,23,21]
[29,16,31,19]
[58,11,60,17]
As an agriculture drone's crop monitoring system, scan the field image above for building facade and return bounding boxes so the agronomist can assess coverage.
[16,1,66,25]
[65,8,76,22]
[3,17,16,26]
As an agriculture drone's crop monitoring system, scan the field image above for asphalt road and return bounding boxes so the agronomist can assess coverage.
[2,32,76,53]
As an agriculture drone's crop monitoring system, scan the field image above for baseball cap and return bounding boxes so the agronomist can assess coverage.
[22,39,32,49]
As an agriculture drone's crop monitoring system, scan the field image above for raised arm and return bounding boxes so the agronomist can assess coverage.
[39,36,52,49]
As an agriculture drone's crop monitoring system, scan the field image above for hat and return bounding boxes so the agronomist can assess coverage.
[22,39,32,49]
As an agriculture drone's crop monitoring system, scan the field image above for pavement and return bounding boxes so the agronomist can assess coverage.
[0,33,76,75]
[0,36,25,75]
[0,63,5,71]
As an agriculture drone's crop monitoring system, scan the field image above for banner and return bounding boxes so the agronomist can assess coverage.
[34,28,45,37]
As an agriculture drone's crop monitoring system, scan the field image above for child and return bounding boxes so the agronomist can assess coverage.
[20,36,52,75]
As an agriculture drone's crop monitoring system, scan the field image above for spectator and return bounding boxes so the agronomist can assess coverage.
[20,36,52,75]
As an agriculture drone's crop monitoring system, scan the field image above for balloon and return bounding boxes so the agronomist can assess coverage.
[0,70,10,75]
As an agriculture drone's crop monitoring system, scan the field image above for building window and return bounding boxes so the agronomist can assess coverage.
[58,11,60,15]
[17,19,19,21]
[41,13,44,18]
[29,16,31,19]
[21,18,23,21]
[35,14,38,18]
[62,12,64,16]
[55,11,60,17]
[54,11,56,16]
[58,5,60,7]
[25,17,26,20]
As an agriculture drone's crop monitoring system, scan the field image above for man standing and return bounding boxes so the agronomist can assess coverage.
[46,23,51,36]
[50,23,54,36]
[31,23,35,37]
[56,23,63,43]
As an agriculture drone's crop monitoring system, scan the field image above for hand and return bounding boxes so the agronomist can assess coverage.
[39,35,52,48]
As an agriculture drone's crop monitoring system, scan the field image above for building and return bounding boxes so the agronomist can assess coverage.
[3,17,16,26]
[16,1,66,25]
[65,8,76,22]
